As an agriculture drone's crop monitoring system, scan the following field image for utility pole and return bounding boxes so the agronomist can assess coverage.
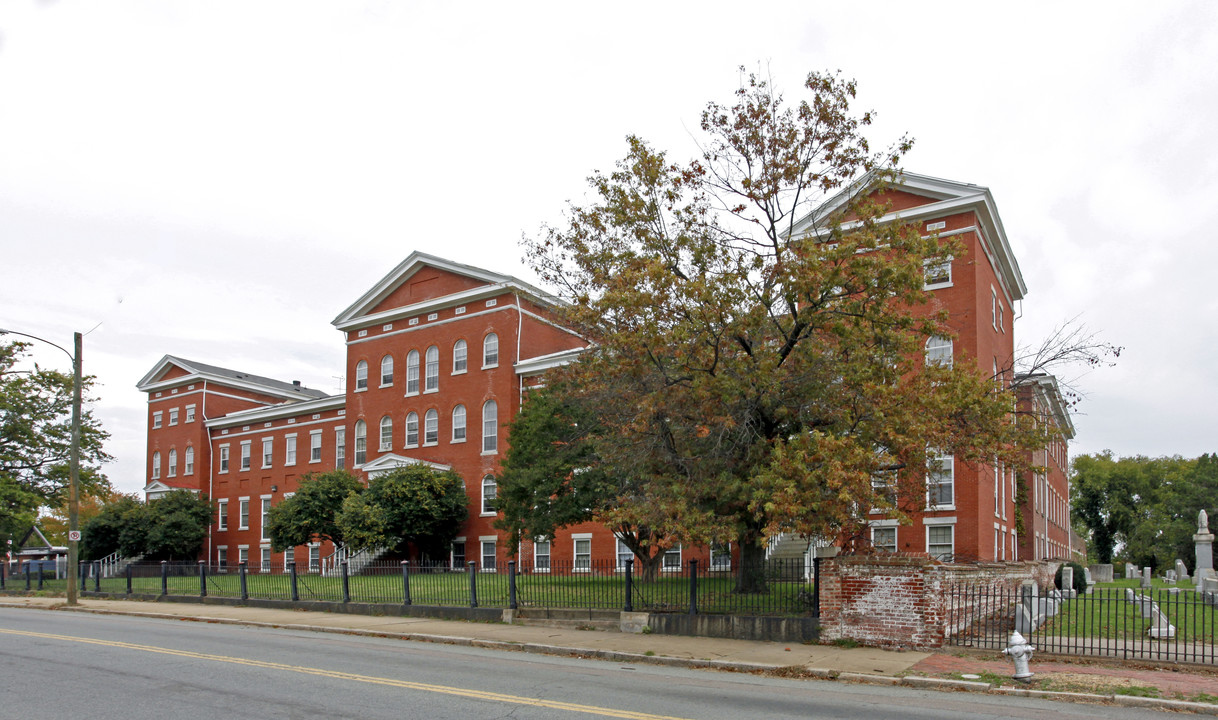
[68,331,82,606]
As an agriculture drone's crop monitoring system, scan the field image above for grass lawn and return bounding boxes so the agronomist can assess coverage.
[1038,581,1217,643]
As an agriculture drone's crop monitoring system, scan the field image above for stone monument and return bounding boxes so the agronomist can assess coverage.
[1176,558,1190,581]
[1195,509,1216,591]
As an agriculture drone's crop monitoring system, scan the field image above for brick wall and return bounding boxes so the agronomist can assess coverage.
[818,555,1056,649]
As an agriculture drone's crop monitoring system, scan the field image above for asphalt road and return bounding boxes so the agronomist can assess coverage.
[0,608,1154,719]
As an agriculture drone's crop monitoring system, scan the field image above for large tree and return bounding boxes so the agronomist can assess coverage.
[79,490,211,562]
[267,470,364,552]
[494,383,673,580]
[0,339,112,544]
[338,465,467,560]
[524,70,1045,590]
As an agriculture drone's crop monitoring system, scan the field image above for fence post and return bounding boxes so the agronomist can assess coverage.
[160,561,168,596]
[812,556,821,617]
[688,559,698,616]
[37,563,44,591]
[289,561,299,602]
[0,561,5,590]
[239,561,248,601]
[126,563,132,594]
[25,564,31,591]
[401,561,411,606]
[624,558,633,612]
[94,561,101,592]
[508,560,517,610]
[468,561,478,608]
[341,561,350,603]
[79,557,87,591]
[199,560,207,597]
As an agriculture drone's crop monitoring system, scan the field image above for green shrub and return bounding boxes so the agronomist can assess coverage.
[1054,561,1087,595]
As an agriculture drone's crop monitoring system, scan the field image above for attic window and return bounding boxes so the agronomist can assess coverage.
[409,318,419,326]
[221,429,229,435]
[155,392,162,398]
[188,384,195,390]
[427,313,438,321]
[455,306,466,315]
[927,221,946,232]
[287,419,296,424]
[485,299,497,308]
[312,414,321,420]
[242,425,251,431]
[171,388,178,394]
[358,329,368,338]
[382,324,393,331]
[264,422,273,428]
[337,410,346,417]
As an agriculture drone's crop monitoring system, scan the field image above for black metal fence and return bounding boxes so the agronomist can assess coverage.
[46,556,818,617]
[945,584,1218,664]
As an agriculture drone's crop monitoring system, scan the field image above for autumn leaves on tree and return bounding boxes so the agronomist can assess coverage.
[497,70,1049,590]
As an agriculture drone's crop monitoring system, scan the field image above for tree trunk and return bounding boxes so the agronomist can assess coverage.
[734,537,768,594]
[636,551,664,583]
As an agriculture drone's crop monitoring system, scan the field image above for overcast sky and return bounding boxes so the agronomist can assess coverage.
[2,1,1215,496]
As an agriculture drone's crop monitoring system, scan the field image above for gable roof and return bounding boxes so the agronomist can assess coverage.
[791,170,1028,304]
[332,251,558,331]
[136,355,329,401]
[360,453,452,477]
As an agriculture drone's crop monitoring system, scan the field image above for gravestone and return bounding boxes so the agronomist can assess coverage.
[1166,570,1177,582]
[1088,564,1113,582]
[1060,566,1076,599]
[1141,567,1152,589]
[1195,509,1216,591]
[1083,566,1095,593]
[1147,601,1177,639]
[1126,562,1137,580]
[1176,559,1190,581]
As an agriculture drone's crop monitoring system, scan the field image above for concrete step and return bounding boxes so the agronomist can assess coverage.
[511,607,622,632]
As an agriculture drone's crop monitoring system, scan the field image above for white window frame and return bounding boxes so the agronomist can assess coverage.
[452,339,467,374]
[152,411,163,429]
[240,441,252,471]
[480,537,497,572]
[710,542,732,570]
[217,546,228,570]
[354,420,366,467]
[184,446,194,475]
[151,451,161,479]
[219,444,230,473]
[923,255,952,289]
[662,544,683,572]
[483,333,498,368]
[238,497,250,530]
[262,437,273,469]
[169,408,179,426]
[261,495,271,541]
[260,545,271,573]
[335,427,346,469]
[924,517,956,560]
[380,354,394,387]
[309,430,322,463]
[285,434,297,466]
[450,538,466,569]
[928,453,955,510]
[615,538,634,571]
[308,543,320,573]
[573,534,592,572]
[355,360,368,391]
[871,520,898,553]
[481,475,497,516]
[406,350,420,395]
[405,411,419,448]
[925,336,953,368]
[482,399,497,454]
[424,408,438,446]
[167,448,177,478]
[238,545,249,566]
[185,404,196,423]
[991,287,998,331]
[451,404,466,443]
[217,500,228,531]
[533,539,551,573]
[424,345,439,393]
[379,416,393,451]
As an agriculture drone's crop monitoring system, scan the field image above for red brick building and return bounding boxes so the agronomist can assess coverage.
[138,173,1073,570]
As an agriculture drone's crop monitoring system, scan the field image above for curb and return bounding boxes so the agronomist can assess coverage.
[16,603,1218,715]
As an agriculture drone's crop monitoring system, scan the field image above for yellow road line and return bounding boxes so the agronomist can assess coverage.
[0,628,691,720]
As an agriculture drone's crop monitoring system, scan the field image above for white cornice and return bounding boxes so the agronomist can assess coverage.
[515,347,585,375]
[206,395,345,429]
[361,453,452,477]
[137,355,326,402]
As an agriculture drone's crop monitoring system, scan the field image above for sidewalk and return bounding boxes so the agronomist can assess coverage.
[2,595,1216,713]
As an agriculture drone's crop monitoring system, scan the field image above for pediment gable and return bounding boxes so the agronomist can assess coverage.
[367,265,495,316]
[360,453,452,478]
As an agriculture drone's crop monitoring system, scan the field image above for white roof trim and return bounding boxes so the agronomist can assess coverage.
[515,347,585,375]
[1016,373,1075,439]
[332,251,557,330]
[206,395,346,428]
[360,453,452,478]
[137,355,327,401]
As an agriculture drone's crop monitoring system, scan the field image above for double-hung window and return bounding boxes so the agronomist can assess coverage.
[406,350,420,395]
[354,420,366,466]
[309,430,322,463]
[355,360,368,391]
[184,446,194,475]
[451,405,466,442]
[380,355,394,386]
[219,445,230,473]
[481,475,496,515]
[285,435,297,466]
[379,416,393,451]
[573,535,591,572]
[928,454,954,508]
[452,340,467,374]
[262,438,273,468]
[424,346,439,392]
[483,333,498,368]
[240,441,252,471]
[217,500,228,531]
[424,409,438,445]
[482,400,497,453]
[405,412,419,447]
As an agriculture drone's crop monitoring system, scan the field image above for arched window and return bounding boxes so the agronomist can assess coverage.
[355,360,368,391]
[405,412,419,447]
[425,346,439,392]
[482,399,498,453]
[380,355,394,386]
[481,475,497,515]
[151,451,161,479]
[184,446,195,475]
[406,350,420,395]
[354,420,367,466]
[424,408,439,445]
[451,404,466,442]
[379,415,393,451]
[168,448,177,478]
[453,339,468,374]
[925,336,953,368]
[483,333,498,368]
